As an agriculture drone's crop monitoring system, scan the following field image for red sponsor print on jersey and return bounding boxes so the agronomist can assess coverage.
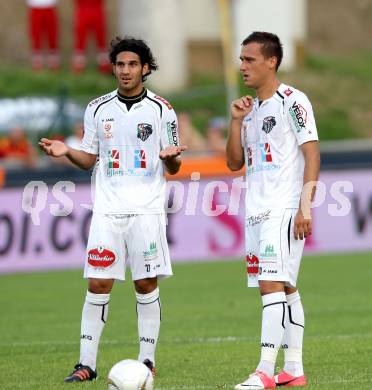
[88,246,116,268]
[246,254,259,275]
[247,146,253,166]
[259,143,272,162]
[154,95,173,110]
[284,88,293,96]
[108,149,120,168]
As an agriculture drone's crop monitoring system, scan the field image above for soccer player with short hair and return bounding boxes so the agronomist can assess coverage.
[39,36,186,383]
[226,32,320,389]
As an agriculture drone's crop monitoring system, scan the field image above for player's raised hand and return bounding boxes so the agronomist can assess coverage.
[294,209,312,240]
[230,95,254,120]
[159,145,187,160]
[38,138,69,157]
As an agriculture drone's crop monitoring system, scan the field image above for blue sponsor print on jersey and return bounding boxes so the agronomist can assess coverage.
[134,149,146,168]
[262,116,276,134]
[137,123,153,141]
[246,143,280,176]
[259,143,273,162]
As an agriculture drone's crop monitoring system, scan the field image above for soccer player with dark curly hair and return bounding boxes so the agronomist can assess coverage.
[39,36,186,383]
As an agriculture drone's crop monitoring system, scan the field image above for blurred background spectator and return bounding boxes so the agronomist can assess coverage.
[206,116,227,155]
[27,0,60,71]
[177,112,206,153]
[0,127,39,167]
[65,120,84,149]
[72,0,111,73]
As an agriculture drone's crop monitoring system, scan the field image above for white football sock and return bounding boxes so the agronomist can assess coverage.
[79,291,110,371]
[136,287,161,365]
[282,291,305,377]
[257,292,287,377]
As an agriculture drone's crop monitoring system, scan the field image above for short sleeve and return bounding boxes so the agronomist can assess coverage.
[160,108,179,149]
[79,105,99,154]
[286,91,319,145]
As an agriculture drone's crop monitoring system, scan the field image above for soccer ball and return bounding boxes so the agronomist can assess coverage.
[108,359,154,390]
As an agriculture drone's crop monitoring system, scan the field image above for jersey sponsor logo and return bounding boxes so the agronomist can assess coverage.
[154,95,173,109]
[107,149,124,176]
[289,101,307,132]
[134,149,146,168]
[88,92,113,107]
[108,149,120,168]
[166,120,179,146]
[87,246,116,268]
[143,242,158,260]
[284,88,293,96]
[247,210,271,226]
[259,143,273,162]
[137,123,153,141]
[246,253,259,275]
[262,116,276,134]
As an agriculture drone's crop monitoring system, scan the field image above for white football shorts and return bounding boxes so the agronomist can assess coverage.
[84,212,172,281]
[245,208,305,288]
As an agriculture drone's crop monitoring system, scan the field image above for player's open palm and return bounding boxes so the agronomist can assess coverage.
[294,209,312,240]
[159,145,187,160]
[230,95,254,120]
[39,138,68,157]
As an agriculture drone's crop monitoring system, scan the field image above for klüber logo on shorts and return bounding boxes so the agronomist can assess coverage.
[88,246,116,268]
[246,254,259,275]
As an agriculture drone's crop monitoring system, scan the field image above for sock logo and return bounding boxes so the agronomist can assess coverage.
[140,337,155,344]
[81,334,93,340]
[261,342,275,348]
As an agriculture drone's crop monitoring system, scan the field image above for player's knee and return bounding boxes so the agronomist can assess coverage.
[134,277,158,294]
[88,278,114,294]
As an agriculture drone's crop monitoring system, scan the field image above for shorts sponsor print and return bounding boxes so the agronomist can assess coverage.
[84,213,172,281]
[245,209,305,288]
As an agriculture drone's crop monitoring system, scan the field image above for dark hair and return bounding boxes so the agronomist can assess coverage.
[242,32,283,71]
[109,36,158,80]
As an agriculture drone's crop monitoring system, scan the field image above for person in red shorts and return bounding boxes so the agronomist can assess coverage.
[72,0,111,73]
[27,0,60,70]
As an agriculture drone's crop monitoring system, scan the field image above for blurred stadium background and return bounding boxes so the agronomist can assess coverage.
[0,0,371,389]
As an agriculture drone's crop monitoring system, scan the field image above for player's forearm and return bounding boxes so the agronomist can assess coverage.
[65,147,97,170]
[300,143,320,216]
[226,118,244,171]
[164,156,181,175]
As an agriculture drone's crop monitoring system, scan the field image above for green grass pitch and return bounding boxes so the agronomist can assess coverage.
[1,252,371,389]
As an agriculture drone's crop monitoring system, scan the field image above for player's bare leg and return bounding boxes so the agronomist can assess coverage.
[64,278,114,383]
[134,277,160,376]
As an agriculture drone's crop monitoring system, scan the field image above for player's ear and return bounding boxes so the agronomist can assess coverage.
[142,63,149,76]
[268,56,277,70]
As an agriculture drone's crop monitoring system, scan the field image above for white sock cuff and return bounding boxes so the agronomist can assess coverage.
[262,292,286,307]
[136,287,160,304]
[284,347,303,363]
[286,291,301,306]
[260,346,280,363]
[86,291,110,305]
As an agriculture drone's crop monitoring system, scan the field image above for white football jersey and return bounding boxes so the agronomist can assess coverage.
[79,89,179,214]
[241,83,319,216]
